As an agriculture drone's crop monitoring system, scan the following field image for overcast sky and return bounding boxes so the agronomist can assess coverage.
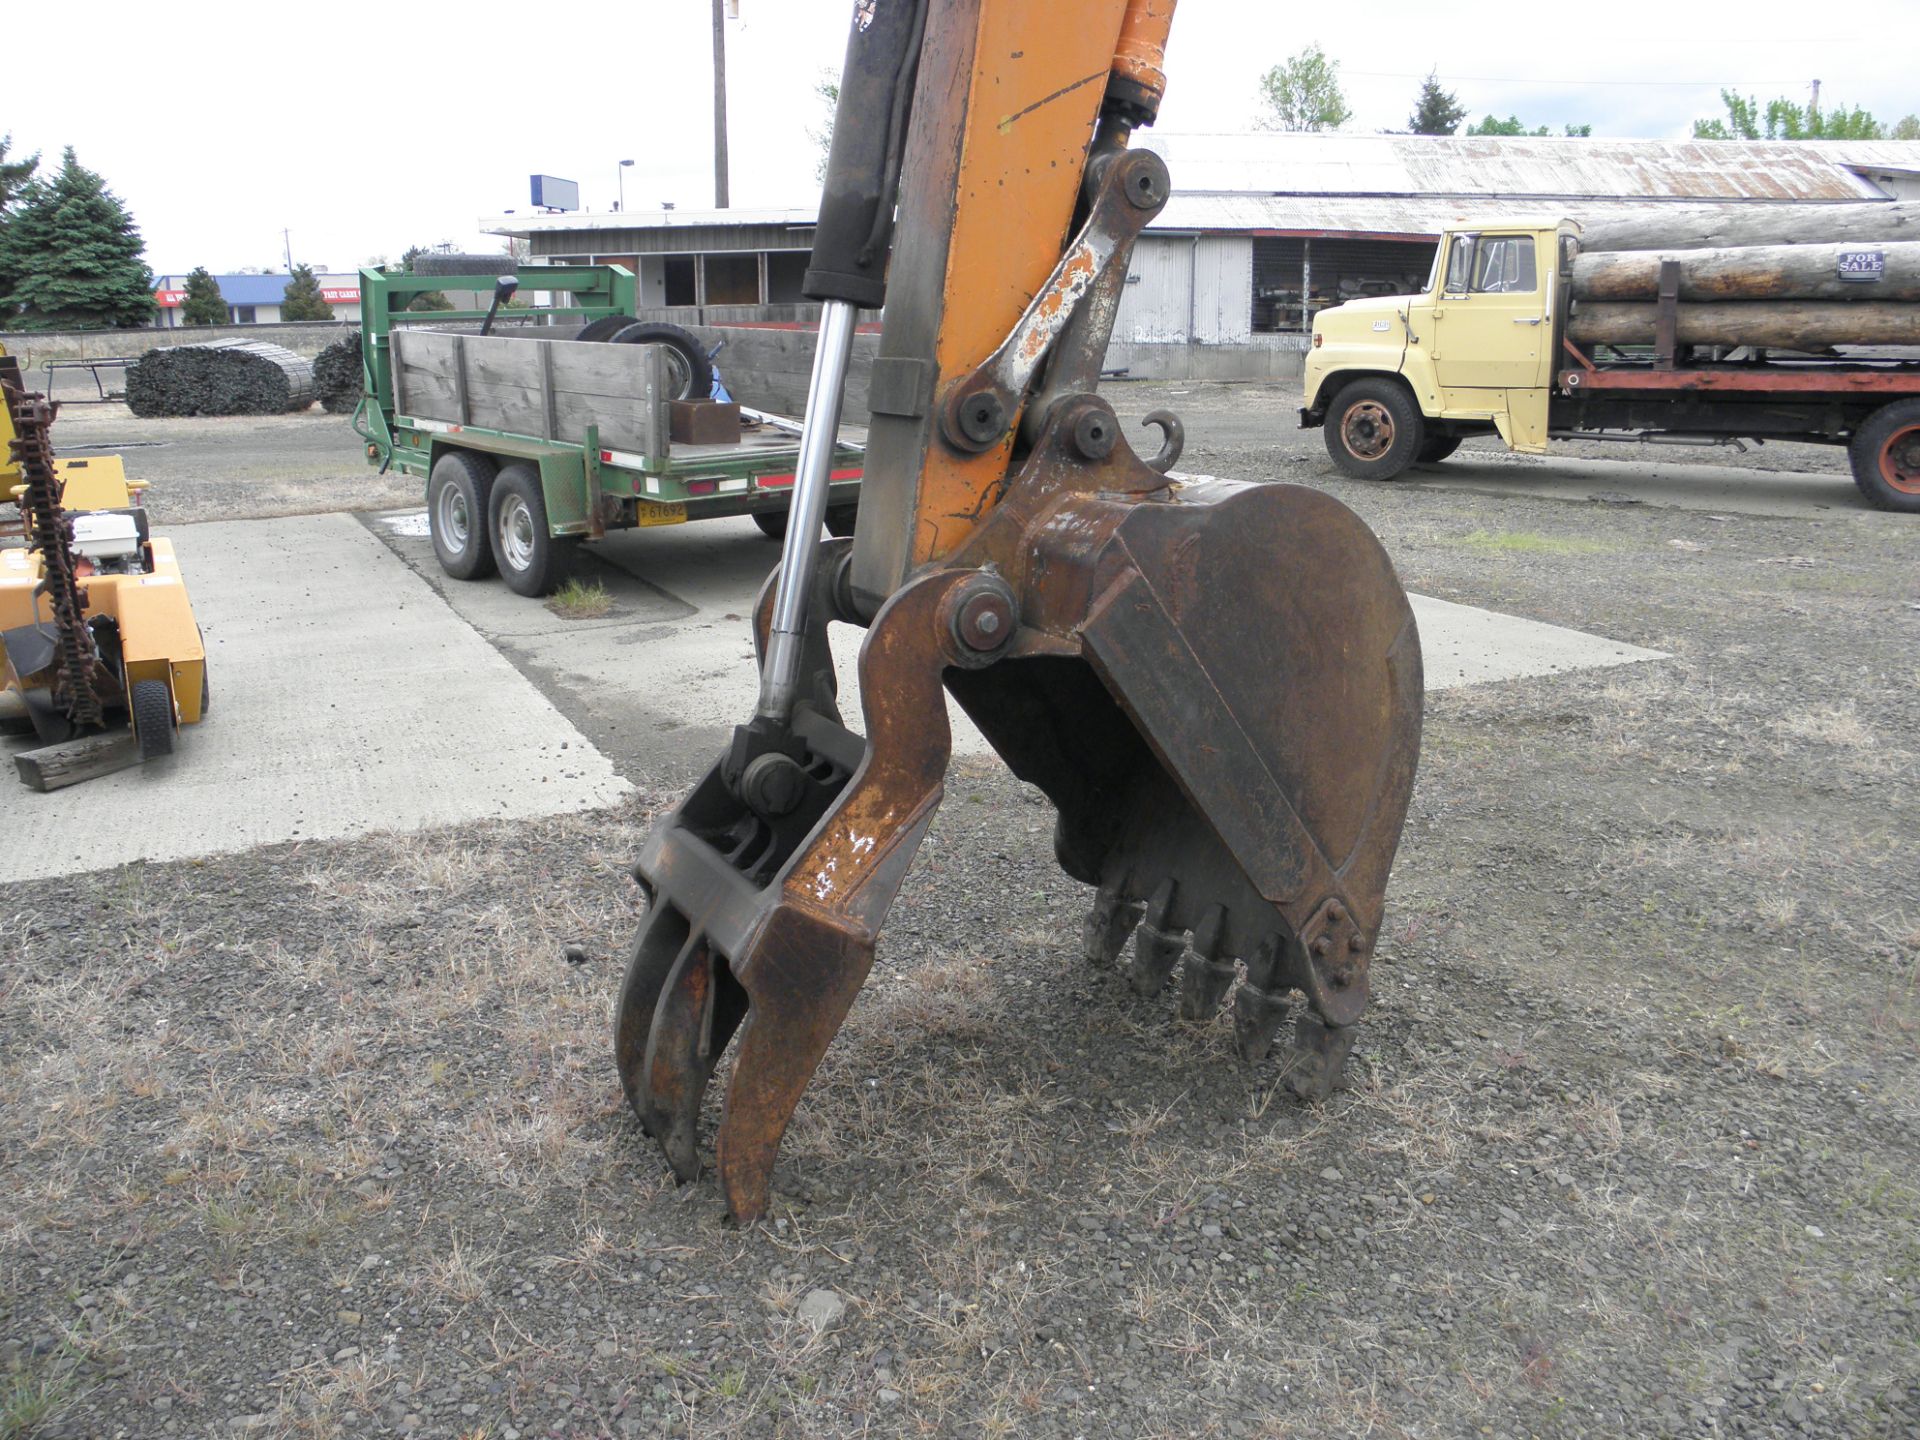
[7,0,1915,277]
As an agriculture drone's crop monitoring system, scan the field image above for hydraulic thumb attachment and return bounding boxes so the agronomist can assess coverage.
[616,0,1423,1225]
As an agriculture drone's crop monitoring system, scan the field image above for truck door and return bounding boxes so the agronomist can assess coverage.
[1431,233,1549,389]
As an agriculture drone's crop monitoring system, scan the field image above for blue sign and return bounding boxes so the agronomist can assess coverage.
[1837,250,1885,282]
[530,175,581,212]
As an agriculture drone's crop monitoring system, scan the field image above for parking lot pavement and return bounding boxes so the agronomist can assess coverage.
[371,509,1666,778]
[0,513,629,883]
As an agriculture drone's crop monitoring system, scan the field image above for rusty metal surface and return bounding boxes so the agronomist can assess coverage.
[617,392,1422,1222]
[3,387,111,732]
[1561,366,1920,395]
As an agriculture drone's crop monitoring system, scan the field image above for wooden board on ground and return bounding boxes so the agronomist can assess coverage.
[392,331,669,455]
[14,731,141,792]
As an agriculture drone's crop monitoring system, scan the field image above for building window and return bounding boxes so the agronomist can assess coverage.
[766,251,810,303]
[664,256,697,306]
[231,305,257,324]
[703,252,761,306]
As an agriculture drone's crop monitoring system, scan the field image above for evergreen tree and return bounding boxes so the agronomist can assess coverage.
[0,148,154,330]
[1408,71,1467,135]
[181,267,228,326]
[0,135,41,323]
[280,263,333,321]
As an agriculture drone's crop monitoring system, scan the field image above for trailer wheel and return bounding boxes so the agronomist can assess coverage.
[1415,434,1462,466]
[1849,400,1920,514]
[607,321,714,403]
[825,503,859,538]
[131,678,175,761]
[1324,379,1424,481]
[490,463,569,596]
[752,510,789,541]
[428,450,498,579]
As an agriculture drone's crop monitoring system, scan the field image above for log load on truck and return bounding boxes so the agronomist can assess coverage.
[1300,203,1920,512]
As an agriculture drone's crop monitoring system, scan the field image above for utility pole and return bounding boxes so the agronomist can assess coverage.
[283,229,294,274]
[712,0,730,208]
[1810,78,1822,122]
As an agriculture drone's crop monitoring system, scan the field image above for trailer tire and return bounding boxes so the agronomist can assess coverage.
[428,450,498,580]
[1324,379,1424,481]
[490,464,569,597]
[752,510,789,541]
[1848,400,1920,514]
[607,321,714,402]
[1415,434,1463,465]
[825,503,859,538]
[131,678,175,761]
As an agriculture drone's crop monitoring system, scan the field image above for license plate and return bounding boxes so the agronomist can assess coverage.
[635,500,687,527]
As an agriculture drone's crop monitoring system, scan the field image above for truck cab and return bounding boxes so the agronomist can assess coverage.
[1302,220,1575,477]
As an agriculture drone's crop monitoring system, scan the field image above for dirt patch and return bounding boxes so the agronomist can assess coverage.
[4,462,1917,1437]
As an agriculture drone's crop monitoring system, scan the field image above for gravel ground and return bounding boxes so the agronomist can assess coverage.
[3,386,1917,1438]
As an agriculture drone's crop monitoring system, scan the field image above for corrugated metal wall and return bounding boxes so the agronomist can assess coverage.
[1114,236,1253,344]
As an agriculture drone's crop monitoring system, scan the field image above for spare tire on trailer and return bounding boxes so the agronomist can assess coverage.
[410,253,519,278]
[574,317,713,402]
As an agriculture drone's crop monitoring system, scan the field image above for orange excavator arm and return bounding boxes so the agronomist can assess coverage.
[615,0,1422,1224]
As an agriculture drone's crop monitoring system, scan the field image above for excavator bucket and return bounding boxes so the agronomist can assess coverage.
[614,0,1422,1223]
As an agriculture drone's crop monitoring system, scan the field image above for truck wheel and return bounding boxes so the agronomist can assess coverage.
[825,503,859,538]
[131,678,175,761]
[1416,434,1462,465]
[1324,379,1424,481]
[752,510,789,541]
[489,463,568,596]
[428,451,498,580]
[1849,400,1920,514]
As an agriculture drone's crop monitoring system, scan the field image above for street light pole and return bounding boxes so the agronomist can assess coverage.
[712,0,730,208]
[618,159,635,212]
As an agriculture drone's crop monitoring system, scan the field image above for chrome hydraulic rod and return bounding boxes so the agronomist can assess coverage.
[754,298,859,724]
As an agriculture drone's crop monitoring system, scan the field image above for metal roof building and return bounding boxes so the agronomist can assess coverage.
[483,134,1920,379]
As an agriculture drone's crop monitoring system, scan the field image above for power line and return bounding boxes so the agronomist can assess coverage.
[1343,70,1812,88]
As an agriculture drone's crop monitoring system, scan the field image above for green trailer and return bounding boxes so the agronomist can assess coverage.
[352,263,862,595]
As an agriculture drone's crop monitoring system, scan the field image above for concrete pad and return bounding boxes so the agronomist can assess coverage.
[0,514,629,883]
[1412,454,1875,521]
[1411,594,1663,688]
[373,509,1665,772]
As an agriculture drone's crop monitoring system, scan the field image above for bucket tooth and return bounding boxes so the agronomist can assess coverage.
[643,936,749,1182]
[1128,878,1185,996]
[1285,1011,1356,1102]
[1231,935,1291,1061]
[1178,903,1237,1020]
[1082,876,1144,968]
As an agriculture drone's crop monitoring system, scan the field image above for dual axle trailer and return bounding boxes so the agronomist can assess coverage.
[353,264,862,594]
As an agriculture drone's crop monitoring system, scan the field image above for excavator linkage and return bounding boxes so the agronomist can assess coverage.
[614,0,1423,1223]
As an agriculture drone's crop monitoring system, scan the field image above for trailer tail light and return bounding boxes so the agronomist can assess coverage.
[685,478,719,496]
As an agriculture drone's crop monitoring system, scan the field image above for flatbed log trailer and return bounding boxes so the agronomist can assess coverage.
[353,264,863,595]
[1302,218,1920,512]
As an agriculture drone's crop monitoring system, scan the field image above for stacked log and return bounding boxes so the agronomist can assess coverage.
[311,332,363,413]
[1570,206,1920,352]
[126,339,315,417]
